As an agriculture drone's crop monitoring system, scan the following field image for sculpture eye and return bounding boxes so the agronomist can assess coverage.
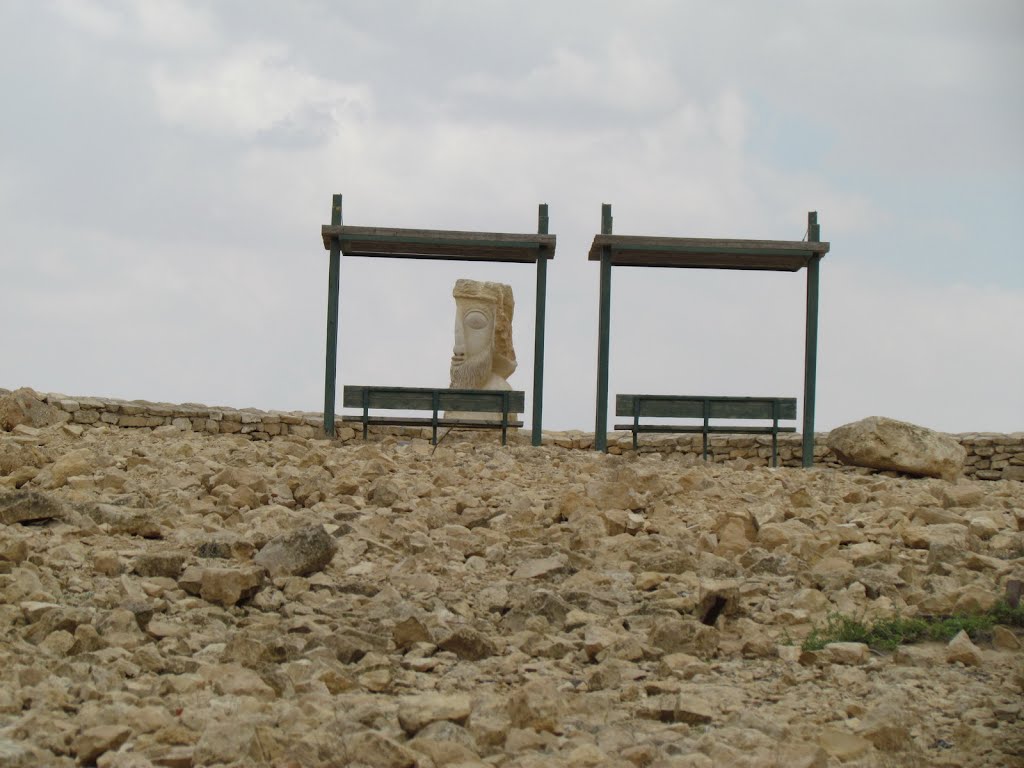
[465,310,489,331]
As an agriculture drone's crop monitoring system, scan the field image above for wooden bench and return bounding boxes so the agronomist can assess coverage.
[615,395,797,466]
[342,386,525,445]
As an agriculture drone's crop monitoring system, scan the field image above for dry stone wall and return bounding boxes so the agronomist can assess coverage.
[3,389,1023,481]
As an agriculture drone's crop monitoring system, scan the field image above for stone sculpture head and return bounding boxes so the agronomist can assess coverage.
[449,279,516,390]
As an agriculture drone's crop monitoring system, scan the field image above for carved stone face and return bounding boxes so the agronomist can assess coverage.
[450,298,496,388]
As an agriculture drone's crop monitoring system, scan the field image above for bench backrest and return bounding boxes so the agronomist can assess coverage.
[616,395,796,421]
[344,386,525,414]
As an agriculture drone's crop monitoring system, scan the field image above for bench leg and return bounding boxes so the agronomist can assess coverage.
[702,431,709,462]
[501,393,508,446]
[772,430,778,468]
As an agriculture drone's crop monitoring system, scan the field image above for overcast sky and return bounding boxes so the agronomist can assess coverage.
[2,1,1022,435]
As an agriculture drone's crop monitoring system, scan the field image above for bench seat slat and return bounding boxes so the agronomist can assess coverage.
[616,394,797,420]
[343,416,524,429]
[344,386,524,413]
[613,424,796,435]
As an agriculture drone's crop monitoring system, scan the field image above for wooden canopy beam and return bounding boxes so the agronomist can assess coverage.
[587,234,829,271]
[322,225,555,263]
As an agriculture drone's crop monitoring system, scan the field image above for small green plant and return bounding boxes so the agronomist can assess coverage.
[801,601,1023,652]
[991,600,1024,627]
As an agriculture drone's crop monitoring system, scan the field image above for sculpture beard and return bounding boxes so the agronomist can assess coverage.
[450,348,494,389]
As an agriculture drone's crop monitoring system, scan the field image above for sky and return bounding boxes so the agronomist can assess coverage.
[2,0,1022,435]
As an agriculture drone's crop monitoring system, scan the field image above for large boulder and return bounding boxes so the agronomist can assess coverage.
[253,524,336,578]
[0,388,64,431]
[827,416,966,481]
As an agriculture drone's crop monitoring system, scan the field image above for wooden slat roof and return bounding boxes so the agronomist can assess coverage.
[322,225,556,263]
[588,234,829,271]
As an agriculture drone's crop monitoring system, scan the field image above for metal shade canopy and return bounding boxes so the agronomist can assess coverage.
[319,195,555,445]
[590,206,829,465]
[587,235,828,271]
[321,225,555,263]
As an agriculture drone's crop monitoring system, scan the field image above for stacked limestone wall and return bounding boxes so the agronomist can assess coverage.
[5,389,1023,481]
[41,393,337,441]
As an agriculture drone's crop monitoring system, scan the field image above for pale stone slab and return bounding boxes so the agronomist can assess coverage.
[397,693,471,735]
[828,416,966,481]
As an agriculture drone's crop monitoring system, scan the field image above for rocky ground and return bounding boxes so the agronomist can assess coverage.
[0,421,1022,767]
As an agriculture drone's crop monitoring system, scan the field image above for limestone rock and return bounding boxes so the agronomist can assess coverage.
[397,693,471,735]
[0,738,41,768]
[0,490,66,525]
[822,642,870,666]
[200,663,276,699]
[511,555,570,580]
[818,728,871,761]
[197,566,265,606]
[132,551,186,578]
[508,678,562,733]
[407,736,480,767]
[992,625,1021,651]
[827,416,966,481]
[0,388,64,431]
[193,722,264,767]
[392,616,431,650]
[80,503,163,538]
[253,524,336,578]
[648,617,719,659]
[859,700,911,752]
[674,695,715,725]
[436,626,497,660]
[339,730,417,768]
[946,629,983,666]
[45,448,101,488]
[73,725,131,764]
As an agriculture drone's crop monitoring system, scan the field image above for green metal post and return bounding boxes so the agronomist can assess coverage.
[531,203,549,446]
[802,211,821,467]
[595,203,613,451]
[323,194,343,437]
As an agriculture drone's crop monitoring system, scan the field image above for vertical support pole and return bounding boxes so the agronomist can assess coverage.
[771,399,780,468]
[595,203,613,451]
[431,390,439,446]
[531,203,549,446]
[502,390,510,446]
[802,211,821,467]
[323,194,343,438]
[702,397,710,461]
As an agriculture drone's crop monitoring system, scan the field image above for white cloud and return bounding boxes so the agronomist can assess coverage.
[52,0,215,49]
[52,0,127,38]
[132,2,217,49]
[452,36,681,117]
[820,264,1024,432]
[150,44,371,140]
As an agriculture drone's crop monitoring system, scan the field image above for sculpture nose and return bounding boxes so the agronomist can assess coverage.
[453,325,465,358]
